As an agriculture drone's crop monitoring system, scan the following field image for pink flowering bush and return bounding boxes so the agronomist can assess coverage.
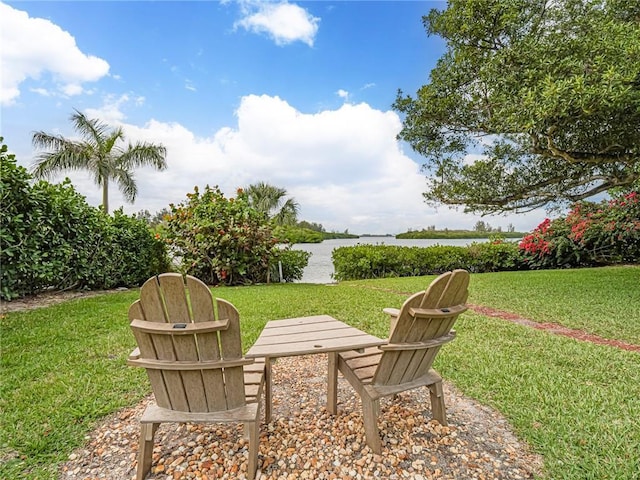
[520,191,640,268]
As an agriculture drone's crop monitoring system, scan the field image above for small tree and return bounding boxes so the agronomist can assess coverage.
[164,185,280,285]
[32,110,167,213]
[474,221,489,233]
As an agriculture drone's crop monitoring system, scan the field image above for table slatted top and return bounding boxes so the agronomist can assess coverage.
[245,315,385,358]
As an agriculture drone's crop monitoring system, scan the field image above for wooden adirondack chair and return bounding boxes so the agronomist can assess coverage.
[332,269,469,453]
[127,273,265,480]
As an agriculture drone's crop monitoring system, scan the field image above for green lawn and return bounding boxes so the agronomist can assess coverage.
[1,266,639,479]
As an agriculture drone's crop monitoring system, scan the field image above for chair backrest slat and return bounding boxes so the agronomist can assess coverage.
[185,276,228,410]
[158,273,191,323]
[129,273,248,413]
[374,270,469,386]
[217,298,246,409]
[129,294,171,408]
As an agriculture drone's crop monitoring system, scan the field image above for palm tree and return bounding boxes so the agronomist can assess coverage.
[245,182,299,226]
[31,110,167,213]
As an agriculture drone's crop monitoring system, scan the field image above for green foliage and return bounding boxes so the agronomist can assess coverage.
[333,240,525,280]
[335,194,639,280]
[394,0,640,213]
[274,225,324,243]
[245,181,299,226]
[332,244,469,280]
[163,185,282,285]
[270,248,311,282]
[296,220,325,232]
[108,209,172,285]
[467,238,524,272]
[0,139,169,300]
[1,142,39,299]
[397,229,523,239]
[519,192,640,268]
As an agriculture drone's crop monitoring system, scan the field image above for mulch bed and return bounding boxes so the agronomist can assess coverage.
[59,354,543,480]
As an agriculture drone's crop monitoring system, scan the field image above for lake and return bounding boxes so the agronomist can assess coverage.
[291,237,488,284]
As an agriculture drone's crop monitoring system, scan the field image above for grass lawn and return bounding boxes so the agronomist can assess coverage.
[1,266,638,479]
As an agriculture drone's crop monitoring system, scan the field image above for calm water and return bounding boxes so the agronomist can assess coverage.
[291,237,486,284]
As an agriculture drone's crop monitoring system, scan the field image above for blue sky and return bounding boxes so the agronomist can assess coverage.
[1,0,546,234]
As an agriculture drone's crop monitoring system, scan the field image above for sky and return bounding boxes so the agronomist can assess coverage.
[1,0,548,235]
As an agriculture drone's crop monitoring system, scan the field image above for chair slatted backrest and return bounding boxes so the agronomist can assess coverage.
[128,273,248,412]
[373,269,469,386]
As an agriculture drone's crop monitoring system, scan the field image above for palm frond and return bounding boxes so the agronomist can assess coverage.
[30,139,92,180]
[71,109,111,145]
[120,142,167,169]
[113,167,138,203]
[104,128,125,155]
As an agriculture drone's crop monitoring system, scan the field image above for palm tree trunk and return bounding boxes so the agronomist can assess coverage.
[102,178,109,214]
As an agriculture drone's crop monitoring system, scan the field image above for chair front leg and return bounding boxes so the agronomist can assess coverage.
[428,380,448,426]
[327,352,338,415]
[362,396,382,454]
[247,417,260,480]
[137,422,158,480]
[264,357,273,423]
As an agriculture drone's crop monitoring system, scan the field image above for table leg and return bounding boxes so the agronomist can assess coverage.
[265,357,272,423]
[327,352,338,415]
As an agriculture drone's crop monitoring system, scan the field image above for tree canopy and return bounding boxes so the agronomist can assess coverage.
[32,110,167,213]
[394,0,640,214]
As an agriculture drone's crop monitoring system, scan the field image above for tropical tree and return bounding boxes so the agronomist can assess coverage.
[31,110,167,213]
[393,0,640,214]
[245,182,300,226]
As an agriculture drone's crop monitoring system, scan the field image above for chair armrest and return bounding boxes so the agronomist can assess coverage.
[384,307,401,337]
[127,357,255,370]
[383,307,400,317]
[129,318,230,334]
[379,331,456,351]
[409,304,467,319]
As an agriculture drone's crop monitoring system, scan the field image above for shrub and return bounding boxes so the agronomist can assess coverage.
[467,237,524,272]
[331,239,527,281]
[519,192,640,268]
[270,248,311,282]
[163,185,287,285]
[0,143,44,299]
[332,244,475,281]
[107,209,172,286]
[0,139,169,299]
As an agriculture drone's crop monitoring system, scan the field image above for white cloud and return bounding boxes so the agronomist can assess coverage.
[234,1,320,47]
[55,94,544,234]
[336,89,349,100]
[85,94,144,123]
[30,87,52,97]
[0,2,110,105]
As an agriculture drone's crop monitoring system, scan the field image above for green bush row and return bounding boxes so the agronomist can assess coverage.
[332,241,524,281]
[0,143,170,300]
